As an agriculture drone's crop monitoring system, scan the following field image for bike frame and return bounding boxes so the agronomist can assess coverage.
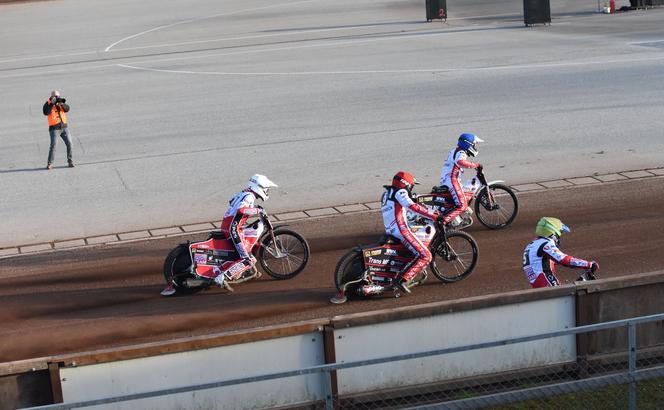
[358,221,446,279]
[184,213,290,279]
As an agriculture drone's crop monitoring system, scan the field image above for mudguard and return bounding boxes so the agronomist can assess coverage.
[487,180,506,186]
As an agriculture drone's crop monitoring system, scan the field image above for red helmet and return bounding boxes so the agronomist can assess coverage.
[392,171,418,190]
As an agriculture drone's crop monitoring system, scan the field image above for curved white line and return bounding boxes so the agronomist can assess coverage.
[104,11,520,54]
[105,24,392,54]
[112,25,505,68]
[117,54,664,76]
[104,0,322,52]
[105,21,195,52]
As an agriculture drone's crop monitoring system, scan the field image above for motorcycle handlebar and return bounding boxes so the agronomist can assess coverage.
[259,210,273,230]
[476,167,488,185]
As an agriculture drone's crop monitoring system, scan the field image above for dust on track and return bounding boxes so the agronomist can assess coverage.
[1,177,663,362]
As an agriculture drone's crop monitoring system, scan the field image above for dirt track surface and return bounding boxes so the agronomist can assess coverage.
[1,177,664,363]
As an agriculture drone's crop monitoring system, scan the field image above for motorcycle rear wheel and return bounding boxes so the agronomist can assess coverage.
[163,245,206,295]
[474,183,519,229]
[429,231,479,283]
[334,250,367,298]
[258,228,310,280]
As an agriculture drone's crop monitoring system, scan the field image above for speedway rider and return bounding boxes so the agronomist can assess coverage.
[214,174,278,290]
[439,133,483,226]
[382,171,442,294]
[522,217,599,288]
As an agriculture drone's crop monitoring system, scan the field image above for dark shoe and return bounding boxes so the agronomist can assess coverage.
[395,278,412,294]
[46,164,53,170]
[241,267,260,280]
[68,161,75,168]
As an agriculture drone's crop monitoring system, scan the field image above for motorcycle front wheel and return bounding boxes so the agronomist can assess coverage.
[474,183,519,229]
[429,231,479,283]
[258,228,310,280]
[334,250,367,298]
[163,245,206,295]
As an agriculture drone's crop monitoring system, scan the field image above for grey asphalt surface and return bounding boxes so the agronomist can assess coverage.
[1,0,663,248]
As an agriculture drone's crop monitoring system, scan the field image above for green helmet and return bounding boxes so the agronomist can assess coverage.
[535,217,570,238]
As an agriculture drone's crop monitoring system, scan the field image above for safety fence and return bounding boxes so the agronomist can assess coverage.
[25,312,664,410]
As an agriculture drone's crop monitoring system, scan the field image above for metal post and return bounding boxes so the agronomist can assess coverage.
[324,370,334,410]
[628,322,637,410]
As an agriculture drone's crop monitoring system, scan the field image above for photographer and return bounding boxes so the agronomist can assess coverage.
[43,90,74,169]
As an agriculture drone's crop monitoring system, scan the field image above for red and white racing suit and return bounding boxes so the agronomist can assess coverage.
[381,187,439,283]
[219,190,262,279]
[522,237,593,288]
[439,147,480,224]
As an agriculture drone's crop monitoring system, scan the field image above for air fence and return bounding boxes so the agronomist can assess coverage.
[25,312,664,410]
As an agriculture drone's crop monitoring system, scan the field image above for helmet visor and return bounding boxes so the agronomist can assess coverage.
[561,224,570,234]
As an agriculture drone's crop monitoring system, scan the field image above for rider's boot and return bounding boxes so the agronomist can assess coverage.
[234,266,261,283]
[394,276,412,294]
[160,284,176,296]
[214,274,234,292]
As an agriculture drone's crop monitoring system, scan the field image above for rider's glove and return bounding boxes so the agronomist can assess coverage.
[476,164,483,173]
[436,213,445,223]
[589,261,599,273]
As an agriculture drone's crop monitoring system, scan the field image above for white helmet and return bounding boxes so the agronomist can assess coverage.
[247,174,278,201]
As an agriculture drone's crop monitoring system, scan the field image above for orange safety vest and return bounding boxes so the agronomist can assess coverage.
[47,104,68,127]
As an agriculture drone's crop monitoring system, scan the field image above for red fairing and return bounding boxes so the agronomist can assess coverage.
[407,203,439,221]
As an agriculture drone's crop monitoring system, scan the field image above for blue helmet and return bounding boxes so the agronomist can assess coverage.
[457,133,484,157]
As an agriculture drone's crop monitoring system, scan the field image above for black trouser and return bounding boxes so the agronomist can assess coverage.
[47,126,72,164]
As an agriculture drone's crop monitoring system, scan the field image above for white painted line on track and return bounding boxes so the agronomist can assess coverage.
[106,24,406,53]
[117,53,664,77]
[104,0,324,52]
[104,12,520,53]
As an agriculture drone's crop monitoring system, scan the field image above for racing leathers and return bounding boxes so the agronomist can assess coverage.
[439,147,480,224]
[219,190,263,280]
[381,186,440,285]
[522,237,594,288]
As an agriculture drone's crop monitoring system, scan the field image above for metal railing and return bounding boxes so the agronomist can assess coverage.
[25,312,664,410]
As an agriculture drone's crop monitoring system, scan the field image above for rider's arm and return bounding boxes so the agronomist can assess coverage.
[235,193,261,217]
[237,206,260,216]
[394,189,439,220]
[455,150,480,169]
[542,243,592,269]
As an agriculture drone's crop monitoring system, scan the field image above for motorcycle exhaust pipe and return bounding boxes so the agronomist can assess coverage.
[357,284,385,296]
[184,278,208,287]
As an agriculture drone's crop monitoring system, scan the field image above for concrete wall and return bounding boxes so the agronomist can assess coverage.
[60,332,325,410]
[332,296,576,395]
[0,370,52,410]
[577,272,664,356]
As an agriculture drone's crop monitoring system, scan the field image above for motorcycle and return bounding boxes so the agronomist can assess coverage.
[416,167,518,230]
[163,209,310,295]
[330,219,478,304]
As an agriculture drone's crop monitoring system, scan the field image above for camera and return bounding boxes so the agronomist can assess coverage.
[51,96,66,104]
